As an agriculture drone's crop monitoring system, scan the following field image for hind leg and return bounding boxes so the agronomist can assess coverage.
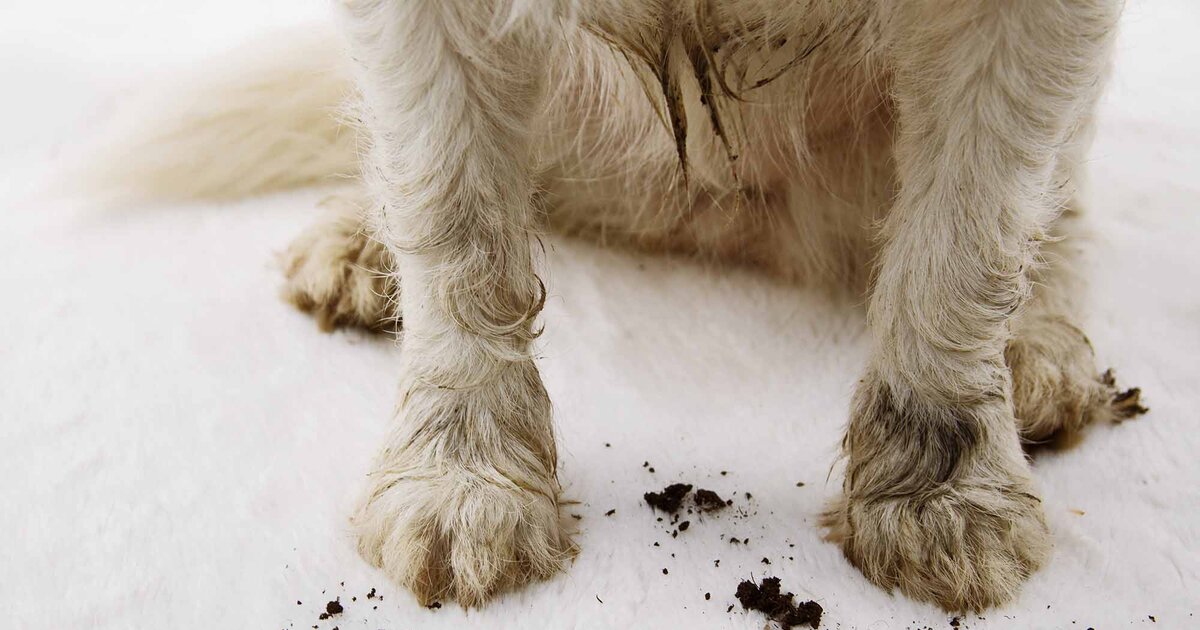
[1006,203,1147,446]
[280,188,397,332]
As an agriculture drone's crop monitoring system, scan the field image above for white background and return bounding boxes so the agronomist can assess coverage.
[1,1,1197,628]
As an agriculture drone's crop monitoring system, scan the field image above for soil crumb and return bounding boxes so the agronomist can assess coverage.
[694,488,728,512]
[735,577,822,629]
[644,483,693,513]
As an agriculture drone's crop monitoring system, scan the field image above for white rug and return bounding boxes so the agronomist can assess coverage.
[2,1,1197,628]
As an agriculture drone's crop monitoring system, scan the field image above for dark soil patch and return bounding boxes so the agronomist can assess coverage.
[735,577,822,629]
[634,474,826,626]
[693,488,728,512]
[644,483,693,513]
[317,597,344,620]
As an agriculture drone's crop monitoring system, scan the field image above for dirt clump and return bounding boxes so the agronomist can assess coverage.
[735,577,822,629]
[644,483,693,513]
[693,488,729,512]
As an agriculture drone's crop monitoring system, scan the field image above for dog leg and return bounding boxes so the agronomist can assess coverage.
[825,1,1121,611]
[338,1,573,606]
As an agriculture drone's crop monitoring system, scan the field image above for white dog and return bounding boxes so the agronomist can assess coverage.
[90,0,1148,613]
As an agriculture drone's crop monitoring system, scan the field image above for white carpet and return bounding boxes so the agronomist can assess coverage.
[2,1,1198,628]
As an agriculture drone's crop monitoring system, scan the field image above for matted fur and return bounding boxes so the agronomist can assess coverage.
[87,0,1147,614]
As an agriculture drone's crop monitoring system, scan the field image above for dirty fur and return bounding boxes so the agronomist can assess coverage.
[88,0,1146,614]
[820,370,1051,612]
[280,189,395,332]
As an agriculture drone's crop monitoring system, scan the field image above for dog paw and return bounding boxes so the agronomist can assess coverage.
[1006,315,1148,445]
[826,374,1050,611]
[353,468,575,607]
[279,193,396,331]
[824,477,1049,612]
[352,365,574,607]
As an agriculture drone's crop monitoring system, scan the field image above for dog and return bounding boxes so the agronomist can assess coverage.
[88,0,1148,613]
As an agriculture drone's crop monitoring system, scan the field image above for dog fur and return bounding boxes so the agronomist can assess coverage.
[89,0,1149,613]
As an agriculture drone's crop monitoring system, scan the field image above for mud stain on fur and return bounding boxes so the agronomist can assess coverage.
[587,0,851,182]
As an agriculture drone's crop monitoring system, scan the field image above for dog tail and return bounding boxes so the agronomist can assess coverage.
[76,24,359,204]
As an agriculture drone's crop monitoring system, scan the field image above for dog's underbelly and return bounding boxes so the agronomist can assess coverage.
[534,26,894,289]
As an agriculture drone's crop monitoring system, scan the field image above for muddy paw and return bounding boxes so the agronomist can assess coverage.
[824,479,1049,612]
[353,363,575,606]
[354,469,575,606]
[280,194,396,331]
[1006,315,1147,445]
[826,374,1050,612]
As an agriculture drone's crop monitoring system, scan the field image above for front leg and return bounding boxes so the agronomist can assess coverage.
[825,1,1120,611]
[339,0,572,606]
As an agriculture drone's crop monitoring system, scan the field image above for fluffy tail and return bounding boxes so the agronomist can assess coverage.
[77,24,359,204]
